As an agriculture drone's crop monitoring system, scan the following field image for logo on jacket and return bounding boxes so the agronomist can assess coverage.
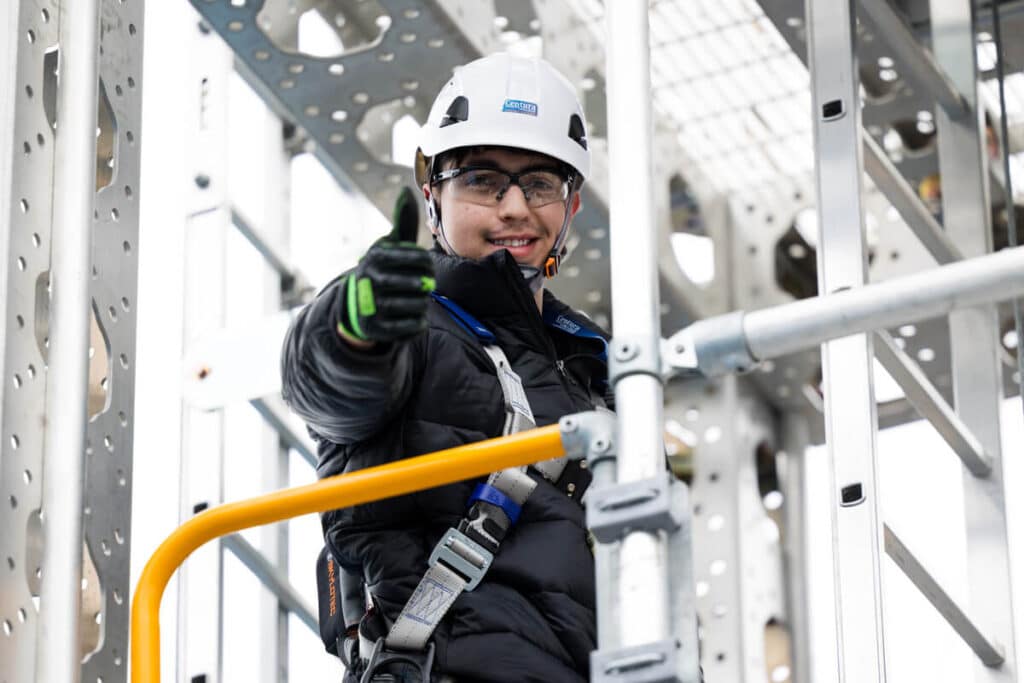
[502,99,539,116]
[552,315,581,335]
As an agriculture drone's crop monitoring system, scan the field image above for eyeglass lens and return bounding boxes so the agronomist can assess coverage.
[450,168,568,207]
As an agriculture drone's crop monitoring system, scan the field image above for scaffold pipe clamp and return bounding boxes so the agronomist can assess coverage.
[608,335,664,385]
[587,471,685,544]
[559,410,616,468]
[664,311,756,378]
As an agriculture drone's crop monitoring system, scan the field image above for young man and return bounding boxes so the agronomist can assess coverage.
[282,53,610,682]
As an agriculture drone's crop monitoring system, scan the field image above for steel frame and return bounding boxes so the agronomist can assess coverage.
[4,0,1016,680]
[806,1,887,679]
[1,1,144,681]
[930,1,1019,680]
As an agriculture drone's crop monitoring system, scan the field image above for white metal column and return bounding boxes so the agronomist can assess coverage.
[256,92,293,683]
[930,1,1018,680]
[805,1,886,681]
[604,0,670,648]
[177,16,232,682]
[36,2,100,681]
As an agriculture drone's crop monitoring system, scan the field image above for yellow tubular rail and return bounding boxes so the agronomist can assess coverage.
[131,424,566,683]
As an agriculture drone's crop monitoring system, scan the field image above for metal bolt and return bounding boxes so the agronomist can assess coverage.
[592,438,608,453]
[674,343,686,354]
[194,173,211,189]
[561,417,578,433]
[614,342,638,362]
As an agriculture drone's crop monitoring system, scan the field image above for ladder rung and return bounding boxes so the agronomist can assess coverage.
[874,331,991,477]
[250,395,317,468]
[862,137,962,265]
[856,0,967,115]
[883,524,1004,667]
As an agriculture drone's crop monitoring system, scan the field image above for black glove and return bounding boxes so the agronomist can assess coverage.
[337,187,435,344]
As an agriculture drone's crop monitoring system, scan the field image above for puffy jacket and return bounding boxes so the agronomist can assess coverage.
[281,248,611,682]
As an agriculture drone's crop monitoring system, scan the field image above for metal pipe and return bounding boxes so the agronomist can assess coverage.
[131,425,567,683]
[743,244,1024,360]
[35,3,101,682]
[604,0,670,649]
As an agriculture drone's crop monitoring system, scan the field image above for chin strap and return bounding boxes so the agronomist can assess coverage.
[539,185,578,283]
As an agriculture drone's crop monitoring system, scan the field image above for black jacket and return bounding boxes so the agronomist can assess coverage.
[281,249,611,682]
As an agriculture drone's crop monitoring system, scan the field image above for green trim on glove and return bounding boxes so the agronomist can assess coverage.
[420,276,436,293]
[345,274,366,340]
[356,277,377,316]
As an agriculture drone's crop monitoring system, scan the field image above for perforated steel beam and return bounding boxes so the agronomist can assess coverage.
[188,0,720,336]
[1,1,144,681]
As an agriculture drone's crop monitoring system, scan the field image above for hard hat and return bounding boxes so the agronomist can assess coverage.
[414,52,590,187]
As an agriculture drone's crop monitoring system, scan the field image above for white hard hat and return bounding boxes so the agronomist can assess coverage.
[415,52,590,186]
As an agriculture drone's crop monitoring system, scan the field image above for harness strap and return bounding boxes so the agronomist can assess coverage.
[369,295,596,662]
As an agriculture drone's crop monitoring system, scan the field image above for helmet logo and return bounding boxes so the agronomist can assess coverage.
[501,99,539,116]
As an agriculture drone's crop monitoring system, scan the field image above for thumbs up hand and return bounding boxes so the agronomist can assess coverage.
[337,187,436,345]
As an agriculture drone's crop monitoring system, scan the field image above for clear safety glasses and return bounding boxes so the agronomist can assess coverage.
[430,166,572,208]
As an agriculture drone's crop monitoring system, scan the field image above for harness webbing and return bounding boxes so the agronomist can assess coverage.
[363,294,601,665]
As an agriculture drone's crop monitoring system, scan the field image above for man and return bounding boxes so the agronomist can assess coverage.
[282,52,609,682]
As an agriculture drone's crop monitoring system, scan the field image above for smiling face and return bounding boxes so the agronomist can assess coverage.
[424,147,581,270]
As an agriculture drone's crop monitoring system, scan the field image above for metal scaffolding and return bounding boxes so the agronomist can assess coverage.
[1,1,1022,682]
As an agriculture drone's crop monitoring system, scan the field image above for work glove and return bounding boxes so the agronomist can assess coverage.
[337,187,436,344]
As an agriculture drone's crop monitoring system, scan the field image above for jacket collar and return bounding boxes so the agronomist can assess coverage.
[432,247,538,323]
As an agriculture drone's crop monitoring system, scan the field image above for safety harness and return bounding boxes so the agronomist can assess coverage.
[318,294,605,682]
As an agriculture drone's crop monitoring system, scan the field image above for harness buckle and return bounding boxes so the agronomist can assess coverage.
[428,527,494,591]
[359,638,435,683]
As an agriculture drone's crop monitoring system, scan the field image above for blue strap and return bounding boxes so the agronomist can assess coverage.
[468,483,522,525]
[543,309,608,362]
[430,292,496,343]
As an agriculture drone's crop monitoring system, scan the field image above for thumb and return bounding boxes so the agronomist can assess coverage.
[388,186,420,244]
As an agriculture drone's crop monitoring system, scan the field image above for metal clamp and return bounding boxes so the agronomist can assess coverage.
[609,335,663,385]
[559,410,616,466]
[428,527,493,591]
[591,639,689,683]
[664,311,757,378]
[587,472,685,544]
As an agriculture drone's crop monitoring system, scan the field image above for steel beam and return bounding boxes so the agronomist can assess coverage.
[930,1,1019,679]
[806,0,886,680]
[36,3,101,681]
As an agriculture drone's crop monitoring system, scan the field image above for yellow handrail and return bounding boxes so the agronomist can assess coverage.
[131,424,566,682]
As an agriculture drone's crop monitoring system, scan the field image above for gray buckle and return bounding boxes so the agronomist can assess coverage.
[428,527,494,591]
